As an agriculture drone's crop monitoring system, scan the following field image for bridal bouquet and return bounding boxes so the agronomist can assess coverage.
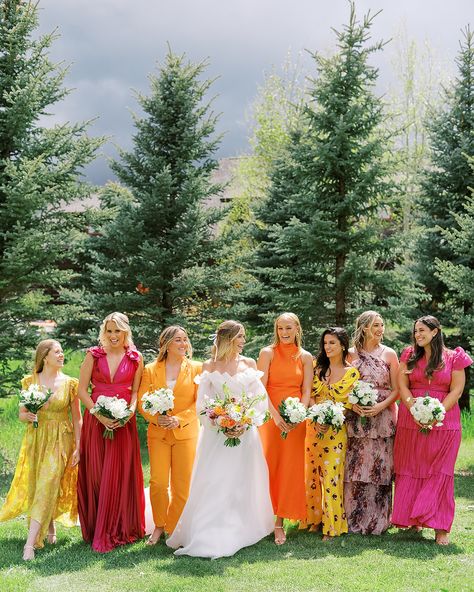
[200,384,269,447]
[141,387,175,416]
[307,400,346,439]
[348,380,379,425]
[19,384,53,428]
[278,397,307,439]
[92,395,132,439]
[410,395,446,434]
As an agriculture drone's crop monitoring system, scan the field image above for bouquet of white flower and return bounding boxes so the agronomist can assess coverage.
[409,395,446,434]
[307,399,346,439]
[278,397,307,439]
[141,387,175,416]
[348,380,379,425]
[19,384,53,428]
[92,395,132,439]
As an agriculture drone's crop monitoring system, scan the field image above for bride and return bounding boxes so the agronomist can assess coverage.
[166,320,274,558]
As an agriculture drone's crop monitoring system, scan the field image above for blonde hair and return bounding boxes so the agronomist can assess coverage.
[156,325,192,362]
[99,312,133,347]
[352,310,383,352]
[271,312,303,357]
[211,320,244,361]
[33,339,61,374]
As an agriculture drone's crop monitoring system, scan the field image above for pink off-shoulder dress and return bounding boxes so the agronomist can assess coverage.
[77,346,145,552]
[391,346,472,532]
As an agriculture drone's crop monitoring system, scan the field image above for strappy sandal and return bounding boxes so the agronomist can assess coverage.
[23,545,35,561]
[47,533,57,544]
[435,530,449,545]
[274,525,286,545]
[146,527,164,546]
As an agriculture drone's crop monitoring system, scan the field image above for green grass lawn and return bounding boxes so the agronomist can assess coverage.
[0,399,473,591]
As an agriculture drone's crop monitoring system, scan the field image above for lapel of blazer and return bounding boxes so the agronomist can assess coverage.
[173,359,188,393]
[154,360,167,389]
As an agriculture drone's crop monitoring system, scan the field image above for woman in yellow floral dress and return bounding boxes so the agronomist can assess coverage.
[303,327,359,540]
[0,340,82,560]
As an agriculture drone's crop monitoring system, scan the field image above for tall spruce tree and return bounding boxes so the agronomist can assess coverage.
[435,159,474,411]
[80,51,223,354]
[416,27,474,312]
[0,0,102,392]
[436,162,474,347]
[250,3,403,349]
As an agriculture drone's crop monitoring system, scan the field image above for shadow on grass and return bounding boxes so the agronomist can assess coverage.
[1,467,471,578]
[0,526,466,578]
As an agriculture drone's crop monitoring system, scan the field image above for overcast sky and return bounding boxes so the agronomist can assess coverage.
[36,0,472,185]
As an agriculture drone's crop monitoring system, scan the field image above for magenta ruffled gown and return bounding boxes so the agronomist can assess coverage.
[392,346,472,532]
[78,346,145,552]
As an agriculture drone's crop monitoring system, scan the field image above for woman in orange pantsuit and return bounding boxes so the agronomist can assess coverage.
[258,313,313,544]
[138,326,201,545]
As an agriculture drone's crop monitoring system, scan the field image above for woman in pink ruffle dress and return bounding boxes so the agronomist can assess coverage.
[392,315,472,545]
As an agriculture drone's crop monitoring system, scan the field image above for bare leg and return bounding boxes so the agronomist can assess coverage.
[47,520,57,544]
[435,529,449,545]
[23,519,41,560]
[274,516,286,545]
[146,526,165,546]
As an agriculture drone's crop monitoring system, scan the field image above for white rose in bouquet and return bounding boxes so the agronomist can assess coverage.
[278,397,307,439]
[410,395,446,434]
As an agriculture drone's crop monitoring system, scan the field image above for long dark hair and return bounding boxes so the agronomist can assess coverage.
[407,315,445,378]
[316,327,350,381]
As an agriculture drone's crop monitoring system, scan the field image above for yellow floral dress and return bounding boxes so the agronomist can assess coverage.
[0,374,79,547]
[302,367,359,536]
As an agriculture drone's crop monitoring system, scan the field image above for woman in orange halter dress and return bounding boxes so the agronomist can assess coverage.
[258,313,313,544]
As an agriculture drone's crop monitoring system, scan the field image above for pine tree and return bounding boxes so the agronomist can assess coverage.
[416,27,474,312]
[0,0,102,392]
[436,164,474,347]
[80,51,223,354]
[435,159,474,411]
[249,3,404,350]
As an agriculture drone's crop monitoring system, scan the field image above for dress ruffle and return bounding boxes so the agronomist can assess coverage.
[88,346,140,364]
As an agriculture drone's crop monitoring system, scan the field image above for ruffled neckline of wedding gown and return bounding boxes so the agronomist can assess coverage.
[195,367,264,385]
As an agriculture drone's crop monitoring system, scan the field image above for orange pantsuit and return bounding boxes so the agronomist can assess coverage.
[259,343,307,521]
[138,359,201,535]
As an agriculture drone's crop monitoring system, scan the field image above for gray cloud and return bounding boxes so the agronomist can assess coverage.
[36,0,472,184]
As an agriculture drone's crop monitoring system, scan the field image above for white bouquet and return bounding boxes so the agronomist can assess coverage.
[278,397,307,439]
[92,395,132,439]
[19,384,53,428]
[141,387,175,416]
[348,380,379,425]
[307,400,346,439]
[410,395,446,434]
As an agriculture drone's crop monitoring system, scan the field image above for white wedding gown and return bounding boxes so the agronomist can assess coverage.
[166,368,274,558]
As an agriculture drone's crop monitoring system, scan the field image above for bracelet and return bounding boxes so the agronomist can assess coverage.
[89,406,97,415]
[405,396,413,404]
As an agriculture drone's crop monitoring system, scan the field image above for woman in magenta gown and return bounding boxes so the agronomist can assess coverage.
[392,315,472,545]
[77,312,145,552]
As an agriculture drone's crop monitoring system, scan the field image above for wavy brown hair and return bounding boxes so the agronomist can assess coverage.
[315,327,350,381]
[407,315,445,378]
[33,340,61,374]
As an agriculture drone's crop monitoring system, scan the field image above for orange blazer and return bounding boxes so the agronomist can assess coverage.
[137,359,202,440]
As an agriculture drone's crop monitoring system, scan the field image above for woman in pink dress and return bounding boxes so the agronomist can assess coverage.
[345,311,399,535]
[392,315,472,545]
[77,312,145,552]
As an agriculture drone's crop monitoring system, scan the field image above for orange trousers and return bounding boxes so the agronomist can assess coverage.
[147,427,197,534]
